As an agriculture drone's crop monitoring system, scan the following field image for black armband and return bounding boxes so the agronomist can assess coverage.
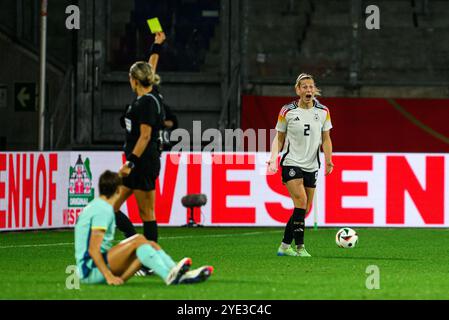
[150,43,162,55]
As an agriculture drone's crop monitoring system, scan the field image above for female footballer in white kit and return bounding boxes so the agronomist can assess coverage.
[268,73,334,257]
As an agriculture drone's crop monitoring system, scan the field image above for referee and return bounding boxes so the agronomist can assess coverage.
[115,60,164,249]
[114,32,167,276]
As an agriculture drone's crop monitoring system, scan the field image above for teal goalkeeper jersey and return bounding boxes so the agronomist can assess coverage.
[74,198,116,278]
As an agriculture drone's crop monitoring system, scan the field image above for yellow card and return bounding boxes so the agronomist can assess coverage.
[147,17,163,34]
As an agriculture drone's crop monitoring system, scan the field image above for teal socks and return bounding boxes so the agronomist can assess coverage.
[136,244,170,279]
[157,249,176,269]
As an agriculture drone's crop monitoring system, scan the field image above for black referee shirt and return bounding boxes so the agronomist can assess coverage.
[123,91,164,157]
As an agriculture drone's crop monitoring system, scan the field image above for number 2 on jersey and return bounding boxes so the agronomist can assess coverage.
[304,124,310,136]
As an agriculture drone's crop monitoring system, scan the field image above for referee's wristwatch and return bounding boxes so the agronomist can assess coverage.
[125,161,135,170]
[126,153,139,170]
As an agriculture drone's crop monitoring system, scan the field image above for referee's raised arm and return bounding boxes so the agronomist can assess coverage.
[148,31,166,74]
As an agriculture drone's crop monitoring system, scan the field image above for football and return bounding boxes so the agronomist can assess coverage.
[336,228,358,248]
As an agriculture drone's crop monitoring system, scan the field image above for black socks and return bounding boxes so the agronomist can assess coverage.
[282,208,306,245]
[114,210,158,244]
[292,208,306,246]
[282,216,294,244]
[144,220,158,242]
[114,210,137,238]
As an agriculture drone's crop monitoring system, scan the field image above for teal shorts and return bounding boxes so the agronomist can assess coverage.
[78,251,109,284]
[80,267,107,284]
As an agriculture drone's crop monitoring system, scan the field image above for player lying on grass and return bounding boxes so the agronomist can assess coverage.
[74,170,213,285]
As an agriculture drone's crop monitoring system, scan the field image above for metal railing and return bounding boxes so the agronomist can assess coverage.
[49,66,74,150]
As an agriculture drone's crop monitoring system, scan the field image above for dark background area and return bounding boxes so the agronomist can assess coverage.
[0,0,448,152]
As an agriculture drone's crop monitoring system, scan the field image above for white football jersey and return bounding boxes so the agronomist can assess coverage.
[275,99,332,172]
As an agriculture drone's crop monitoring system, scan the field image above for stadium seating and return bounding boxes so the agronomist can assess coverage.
[245,0,449,84]
[110,0,220,72]
[3,0,445,82]
[1,0,447,150]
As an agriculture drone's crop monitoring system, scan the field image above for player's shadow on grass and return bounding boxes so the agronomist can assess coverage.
[125,279,223,288]
[317,256,419,261]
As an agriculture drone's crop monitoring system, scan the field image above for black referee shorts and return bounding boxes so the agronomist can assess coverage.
[281,166,318,188]
[122,155,161,192]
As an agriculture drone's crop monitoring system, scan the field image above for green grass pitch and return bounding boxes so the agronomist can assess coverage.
[1,227,449,300]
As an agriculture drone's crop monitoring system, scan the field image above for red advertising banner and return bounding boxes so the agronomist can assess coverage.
[0,153,60,229]
[0,152,447,231]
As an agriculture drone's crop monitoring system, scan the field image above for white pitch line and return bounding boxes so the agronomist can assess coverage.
[0,230,281,249]
[163,230,280,240]
[0,242,74,249]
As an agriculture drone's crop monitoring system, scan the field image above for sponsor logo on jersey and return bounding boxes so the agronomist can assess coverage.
[293,116,300,121]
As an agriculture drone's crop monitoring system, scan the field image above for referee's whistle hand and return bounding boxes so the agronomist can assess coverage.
[118,164,131,177]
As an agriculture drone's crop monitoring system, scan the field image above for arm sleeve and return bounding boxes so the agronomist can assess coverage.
[322,108,333,132]
[91,212,110,231]
[275,107,288,133]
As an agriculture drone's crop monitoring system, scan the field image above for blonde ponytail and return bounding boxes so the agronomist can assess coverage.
[129,61,161,87]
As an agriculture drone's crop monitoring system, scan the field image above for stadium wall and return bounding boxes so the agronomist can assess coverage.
[0,151,448,231]
[241,96,449,153]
